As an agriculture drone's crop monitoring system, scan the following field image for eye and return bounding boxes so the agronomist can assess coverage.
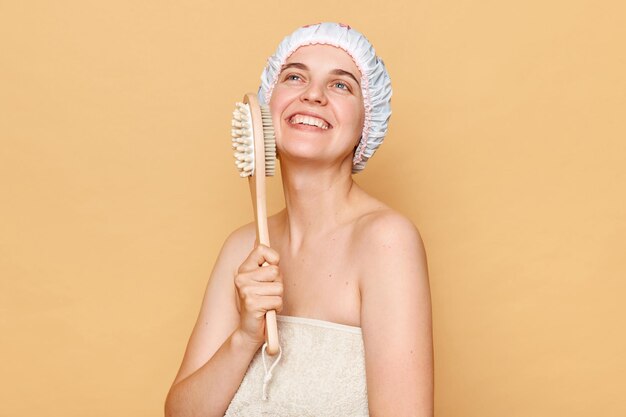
[333,81,350,91]
[285,73,302,81]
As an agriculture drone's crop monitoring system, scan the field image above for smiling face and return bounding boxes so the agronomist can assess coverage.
[268,44,365,171]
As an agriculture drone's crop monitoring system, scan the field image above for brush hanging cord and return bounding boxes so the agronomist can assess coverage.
[261,342,283,400]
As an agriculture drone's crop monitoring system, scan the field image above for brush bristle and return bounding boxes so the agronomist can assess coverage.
[230,100,276,177]
[231,102,254,177]
[260,104,276,176]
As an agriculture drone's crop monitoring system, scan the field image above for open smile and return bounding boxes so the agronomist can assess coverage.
[286,112,332,130]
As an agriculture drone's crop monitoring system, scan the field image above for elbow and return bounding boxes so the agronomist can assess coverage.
[164,391,175,417]
[164,384,211,417]
[164,385,183,417]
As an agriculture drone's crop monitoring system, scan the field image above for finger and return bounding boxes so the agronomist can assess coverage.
[250,282,283,297]
[238,265,281,283]
[256,244,280,266]
[239,245,280,272]
[242,293,283,313]
[257,296,283,313]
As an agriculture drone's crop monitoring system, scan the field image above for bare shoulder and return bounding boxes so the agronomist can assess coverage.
[353,204,430,313]
[219,221,257,272]
[354,206,427,267]
[354,205,430,308]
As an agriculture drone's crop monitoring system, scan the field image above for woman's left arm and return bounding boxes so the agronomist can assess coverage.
[359,213,433,417]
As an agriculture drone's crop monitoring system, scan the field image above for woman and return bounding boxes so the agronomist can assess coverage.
[165,22,433,417]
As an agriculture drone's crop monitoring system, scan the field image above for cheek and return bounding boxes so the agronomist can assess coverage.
[353,102,366,135]
[346,103,365,147]
[269,100,280,125]
[339,101,365,131]
[268,96,283,136]
[269,86,303,137]
[269,88,291,120]
[268,90,291,141]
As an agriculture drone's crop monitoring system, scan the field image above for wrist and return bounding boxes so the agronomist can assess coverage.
[232,329,263,353]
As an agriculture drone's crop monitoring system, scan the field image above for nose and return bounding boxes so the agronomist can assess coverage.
[300,82,327,105]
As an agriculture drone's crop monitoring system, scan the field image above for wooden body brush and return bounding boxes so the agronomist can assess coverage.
[231,93,279,355]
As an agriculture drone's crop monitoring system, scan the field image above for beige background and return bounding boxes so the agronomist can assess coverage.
[1,1,625,416]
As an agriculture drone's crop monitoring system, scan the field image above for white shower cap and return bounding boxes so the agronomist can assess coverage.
[258,22,392,173]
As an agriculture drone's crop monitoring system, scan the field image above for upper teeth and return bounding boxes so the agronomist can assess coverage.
[289,114,329,129]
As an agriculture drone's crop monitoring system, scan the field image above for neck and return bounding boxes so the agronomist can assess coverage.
[277,159,358,253]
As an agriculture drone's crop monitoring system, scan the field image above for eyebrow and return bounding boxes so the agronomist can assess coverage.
[280,62,361,87]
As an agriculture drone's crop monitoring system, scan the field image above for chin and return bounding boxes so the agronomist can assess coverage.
[278,143,323,162]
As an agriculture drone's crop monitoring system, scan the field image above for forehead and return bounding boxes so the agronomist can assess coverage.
[284,44,362,79]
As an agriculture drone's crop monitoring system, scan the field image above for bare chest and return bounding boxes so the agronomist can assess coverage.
[273,238,362,328]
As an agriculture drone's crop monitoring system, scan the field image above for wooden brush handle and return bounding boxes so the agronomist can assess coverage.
[261,281,279,355]
[245,93,280,356]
